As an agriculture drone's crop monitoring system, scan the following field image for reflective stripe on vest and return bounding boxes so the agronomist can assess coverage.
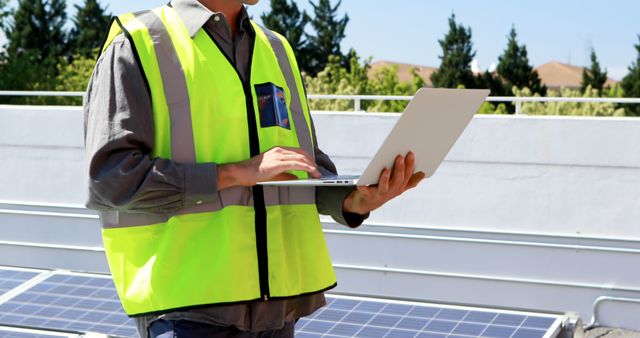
[135,10,196,164]
[99,5,336,316]
[260,27,315,162]
[100,185,316,228]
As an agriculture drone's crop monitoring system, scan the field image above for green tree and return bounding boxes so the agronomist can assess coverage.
[4,0,68,62]
[476,70,506,96]
[514,86,624,117]
[477,102,509,115]
[581,49,608,94]
[260,0,308,57]
[411,67,426,92]
[621,36,640,116]
[0,0,68,103]
[496,26,546,97]
[367,66,419,112]
[305,0,349,76]
[0,0,10,32]
[0,50,53,104]
[430,14,477,89]
[303,54,369,111]
[304,53,426,113]
[69,0,111,58]
[55,51,97,105]
[604,83,624,99]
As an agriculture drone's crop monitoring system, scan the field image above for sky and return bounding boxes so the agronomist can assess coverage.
[6,0,640,80]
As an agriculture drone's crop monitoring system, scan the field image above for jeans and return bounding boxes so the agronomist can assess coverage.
[148,319,296,338]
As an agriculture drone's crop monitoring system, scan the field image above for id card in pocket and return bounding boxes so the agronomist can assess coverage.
[255,83,291,130]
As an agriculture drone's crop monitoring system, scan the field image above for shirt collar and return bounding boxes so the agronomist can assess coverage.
[170,0,251,38]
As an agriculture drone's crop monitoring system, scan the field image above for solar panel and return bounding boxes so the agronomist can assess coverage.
[295,295,563,338]
[0,268,41,296]
[0,269,564,338]
[0,272,137,338]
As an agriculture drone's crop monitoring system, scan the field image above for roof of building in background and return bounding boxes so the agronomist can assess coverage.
[534,61,619,90]
[370,60,620,90]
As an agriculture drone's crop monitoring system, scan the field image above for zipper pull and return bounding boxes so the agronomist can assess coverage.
[263,294,269,301]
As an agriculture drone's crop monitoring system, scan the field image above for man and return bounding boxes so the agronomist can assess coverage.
[84,0,424,337]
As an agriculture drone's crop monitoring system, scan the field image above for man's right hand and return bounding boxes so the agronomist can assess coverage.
[217,147,321,189]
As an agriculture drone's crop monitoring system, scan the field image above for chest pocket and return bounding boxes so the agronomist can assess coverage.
[255,82,291,130]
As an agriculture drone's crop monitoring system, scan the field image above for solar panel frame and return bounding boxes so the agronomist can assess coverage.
[0,326,78,338]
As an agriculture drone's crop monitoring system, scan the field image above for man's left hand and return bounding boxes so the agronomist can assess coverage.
[342,152,426,215]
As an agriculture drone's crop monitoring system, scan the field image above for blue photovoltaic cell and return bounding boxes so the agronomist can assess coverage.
[0,269,40,295]
[523,317,557,329]
[295,296,561,338]
[0,273,137,338]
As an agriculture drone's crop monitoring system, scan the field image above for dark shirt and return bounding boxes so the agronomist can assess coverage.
[83,0,367,336]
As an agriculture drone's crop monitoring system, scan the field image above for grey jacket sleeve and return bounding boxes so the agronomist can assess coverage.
[83,35,219,214]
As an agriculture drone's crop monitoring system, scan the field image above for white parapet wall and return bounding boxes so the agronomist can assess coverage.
[313,112,640,239]
[1,105,640,329]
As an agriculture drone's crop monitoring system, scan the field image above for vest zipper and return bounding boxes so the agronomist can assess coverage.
[203,28,271,301]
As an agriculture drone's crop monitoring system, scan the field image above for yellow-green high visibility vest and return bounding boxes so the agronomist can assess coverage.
[98,5,336,317]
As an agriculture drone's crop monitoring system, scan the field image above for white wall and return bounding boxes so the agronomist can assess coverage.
[2,106,640,329]
[4,107,640,239]
[0,106,85,204]
[313,112,640,240]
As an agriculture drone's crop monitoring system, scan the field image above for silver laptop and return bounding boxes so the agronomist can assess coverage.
[259,88,490,186]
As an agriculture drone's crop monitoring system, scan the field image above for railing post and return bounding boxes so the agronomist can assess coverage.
[515,101,522,115]
[354,98,361,112]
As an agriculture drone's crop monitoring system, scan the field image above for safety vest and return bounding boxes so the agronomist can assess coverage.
[98,5,336,317]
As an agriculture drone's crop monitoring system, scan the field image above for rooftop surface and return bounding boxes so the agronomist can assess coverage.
[586,328,640,338]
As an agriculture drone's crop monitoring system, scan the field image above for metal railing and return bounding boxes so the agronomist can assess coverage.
[308,94,412,112]
[489,96,640,115]
[2,91,640,115]
[0,91,85,97]
[308,94,640,114]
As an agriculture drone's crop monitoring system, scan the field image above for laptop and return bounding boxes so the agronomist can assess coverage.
[258,88,490,186]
